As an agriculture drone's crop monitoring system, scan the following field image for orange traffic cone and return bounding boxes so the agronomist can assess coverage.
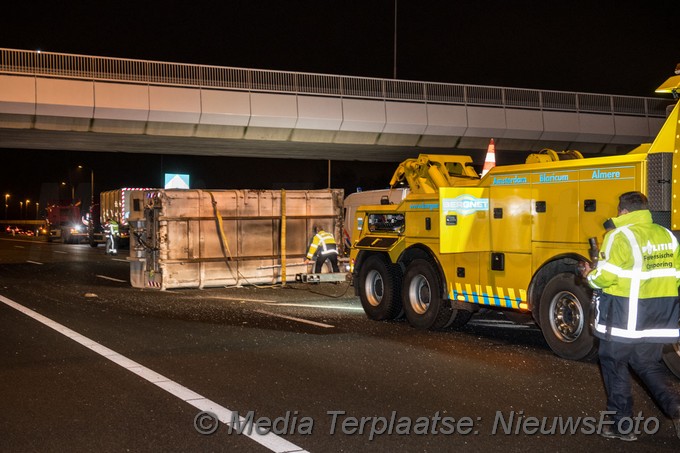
[481,138,496,177]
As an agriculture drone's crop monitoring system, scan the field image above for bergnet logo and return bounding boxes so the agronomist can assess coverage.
[443,195,489,216]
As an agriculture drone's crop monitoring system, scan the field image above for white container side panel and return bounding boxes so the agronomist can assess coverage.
[130,189,343,289]
[239,219,275,257]
[164,220,189,260]
[202,216,232,259]
[285,218,308,253]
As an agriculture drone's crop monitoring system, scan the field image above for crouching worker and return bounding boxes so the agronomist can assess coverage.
[306,225,339,273]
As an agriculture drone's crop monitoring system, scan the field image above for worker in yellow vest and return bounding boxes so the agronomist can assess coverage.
[582,191,680,441]
[306,226,339,273]
[105,218,119,255]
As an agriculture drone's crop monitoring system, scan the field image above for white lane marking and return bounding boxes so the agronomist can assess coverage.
[0,294,308,453]
[207,297,360,311]
[14,245,25,249]
[0,238,41,244]
[254,309,334,328]
[96,275,127,283]
[111,258,128,263]
[26,260,44,265]
[205,296,276,303]
[266,303,363,311]
[54,251,68,254]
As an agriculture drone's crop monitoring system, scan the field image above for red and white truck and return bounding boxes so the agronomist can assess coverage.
[45,201,88,243]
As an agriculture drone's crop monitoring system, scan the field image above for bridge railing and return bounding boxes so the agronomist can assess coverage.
[0,48,671,117]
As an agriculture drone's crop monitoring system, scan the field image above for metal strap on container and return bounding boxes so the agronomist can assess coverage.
[207,191,233,260]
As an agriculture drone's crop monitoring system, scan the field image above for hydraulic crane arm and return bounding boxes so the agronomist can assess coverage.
[389,154,479,194]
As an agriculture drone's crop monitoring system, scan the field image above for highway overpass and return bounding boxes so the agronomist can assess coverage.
[0,48,674,163]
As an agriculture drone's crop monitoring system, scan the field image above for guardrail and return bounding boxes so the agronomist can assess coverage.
[0,48,671,117]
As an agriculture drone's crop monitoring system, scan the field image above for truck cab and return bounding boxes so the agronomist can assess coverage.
[45,202,87,243]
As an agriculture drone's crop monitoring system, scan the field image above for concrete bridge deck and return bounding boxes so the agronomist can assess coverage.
[0,48,673,162]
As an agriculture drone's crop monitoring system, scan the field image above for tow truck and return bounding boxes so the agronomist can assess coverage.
[349,67,680,377]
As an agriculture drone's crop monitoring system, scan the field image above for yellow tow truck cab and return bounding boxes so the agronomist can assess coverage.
[350,72,680,363]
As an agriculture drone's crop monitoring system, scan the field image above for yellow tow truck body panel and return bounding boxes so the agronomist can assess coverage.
[350,71,680,362]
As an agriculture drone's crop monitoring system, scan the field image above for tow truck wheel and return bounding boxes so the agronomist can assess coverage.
[539,272,598,361]
[358,255,403,321]
[662,342,680,379]
[402,259,458,330]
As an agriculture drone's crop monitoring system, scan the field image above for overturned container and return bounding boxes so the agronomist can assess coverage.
[128,189,344,290]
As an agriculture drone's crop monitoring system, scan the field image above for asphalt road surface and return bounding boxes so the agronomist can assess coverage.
[1,235,679,452]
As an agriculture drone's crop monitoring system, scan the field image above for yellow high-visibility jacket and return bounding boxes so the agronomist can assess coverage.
[108,220,119,236]
[306,230,338,260]
[587,209,680,343]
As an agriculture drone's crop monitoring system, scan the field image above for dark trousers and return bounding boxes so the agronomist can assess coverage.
[314,253,339,273]
[599,340,680,421]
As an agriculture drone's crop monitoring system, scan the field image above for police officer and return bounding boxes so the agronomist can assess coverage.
[306,225,339,273]
[105,218,119,255]
[582,191,680,441]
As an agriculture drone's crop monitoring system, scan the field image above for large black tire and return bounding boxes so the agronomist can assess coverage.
[357,255,403,321]
[662,342,680,380]
[402,259,469,330]
[539,272,598,361]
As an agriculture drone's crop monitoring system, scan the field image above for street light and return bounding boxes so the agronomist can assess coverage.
[36,202,39,220]
[78,165,95,207]
[77,165,95,243]
[26,200,31,220]
[4,194,9,219]
[19,201,23,219]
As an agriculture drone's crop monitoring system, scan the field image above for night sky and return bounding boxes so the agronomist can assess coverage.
[1,1,678,217]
